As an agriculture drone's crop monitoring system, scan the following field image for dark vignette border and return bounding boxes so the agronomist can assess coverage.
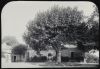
[0,0,99,69]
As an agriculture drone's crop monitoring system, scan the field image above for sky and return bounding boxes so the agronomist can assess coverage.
[1,1,97,44]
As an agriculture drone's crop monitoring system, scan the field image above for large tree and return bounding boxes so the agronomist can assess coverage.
[23,6,86,63]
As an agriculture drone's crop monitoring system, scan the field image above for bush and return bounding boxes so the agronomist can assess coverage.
[85,53,99,63]
[31,55,47,62]
[52,56,56,62]
[74,57,84,62]
[68,56,84,62]
[61,57,69,62]
[86,56,99,63]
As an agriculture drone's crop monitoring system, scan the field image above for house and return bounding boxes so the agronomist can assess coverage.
[25,45,56,62]
[10,43,86,62]
[40,46,56,58]
[11,45,55,62]
[25,45,37,61]
[3,40,97,63]
[11,45,27,62]
[25,44,84,62]
[61,44,84,62]
[2,43,12,62]
[11,53,26,62]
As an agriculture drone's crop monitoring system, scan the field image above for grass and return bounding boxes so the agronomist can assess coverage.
[37,62,99,67]
[2,60,99,68]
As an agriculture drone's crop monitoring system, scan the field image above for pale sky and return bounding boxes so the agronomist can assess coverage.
[1,1,96,44]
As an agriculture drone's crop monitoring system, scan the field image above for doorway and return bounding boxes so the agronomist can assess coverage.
[71,52,74,58]
[14,56,16,62]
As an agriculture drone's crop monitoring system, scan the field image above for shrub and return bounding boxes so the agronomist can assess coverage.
[31,56,47,62]
[52,56,56,62]
[61,57,69,62]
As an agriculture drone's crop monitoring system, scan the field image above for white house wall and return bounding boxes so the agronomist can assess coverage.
[61,48,82,57]
[27,50,37,58]
[40,50,56,57]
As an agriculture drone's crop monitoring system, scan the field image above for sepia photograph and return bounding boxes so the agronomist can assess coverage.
[1,1,99,68]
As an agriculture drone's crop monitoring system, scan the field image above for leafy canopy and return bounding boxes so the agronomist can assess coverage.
[23,6,92,51]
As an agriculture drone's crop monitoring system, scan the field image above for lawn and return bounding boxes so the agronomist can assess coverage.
[2,61,99,68]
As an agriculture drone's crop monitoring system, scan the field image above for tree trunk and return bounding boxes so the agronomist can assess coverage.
[20,55,21,61]
[56,50,61,63]
[36,49,41,56]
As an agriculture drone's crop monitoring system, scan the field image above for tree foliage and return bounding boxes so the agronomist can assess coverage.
[87,5,99,28]
[86,5,99,49]
[23,6,84,51]
[12,44,27,55]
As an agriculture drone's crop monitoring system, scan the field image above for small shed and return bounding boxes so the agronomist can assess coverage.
[11,54,26,62]
[11,44,27,62]
[61,44,84,62]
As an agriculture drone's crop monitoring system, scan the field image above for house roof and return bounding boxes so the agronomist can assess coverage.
[64,44,77,48]
[2,43,12,50]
